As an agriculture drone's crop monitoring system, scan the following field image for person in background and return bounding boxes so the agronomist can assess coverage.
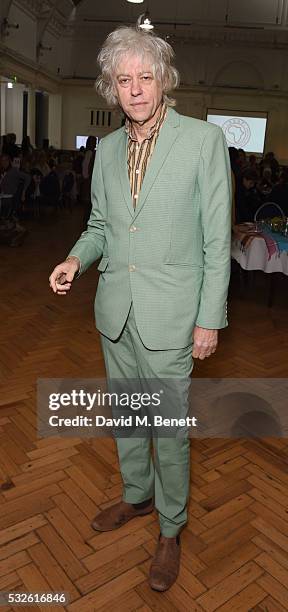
[72,146,85,200]
[24,167,42,213]
[48,146,59,166]
[0,154,31,200]
[81,135,97,223]
[32,150,50,176]
[73,146,85,175]
[2,133,19,160]
[0,154,31,233]
[257,167,273,199]
[270,168,288,216]
[0,155,28,245]
[235,168,261,223]
[21,136,34,157]
[40,158,61,207]
[260,152,280,183]
[229,147,239,224]
[21,153,33,174]
[248,154,259,175]
[238,148,248,171]
[82,137,96,182]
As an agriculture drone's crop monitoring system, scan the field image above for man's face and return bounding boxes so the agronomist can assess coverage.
[243,177,255,190]
[115,53,163,126]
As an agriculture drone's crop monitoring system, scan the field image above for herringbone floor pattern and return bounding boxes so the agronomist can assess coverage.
[1,207,288,611]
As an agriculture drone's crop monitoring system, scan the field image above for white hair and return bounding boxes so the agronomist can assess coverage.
[95,26,180,107]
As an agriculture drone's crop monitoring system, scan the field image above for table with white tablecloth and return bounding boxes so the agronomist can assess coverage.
[232,229,288,276]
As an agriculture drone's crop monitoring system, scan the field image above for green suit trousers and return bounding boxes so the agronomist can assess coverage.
[100,304,193,537]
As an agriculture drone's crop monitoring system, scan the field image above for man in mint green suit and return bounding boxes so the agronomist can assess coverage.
[49,26,231,591]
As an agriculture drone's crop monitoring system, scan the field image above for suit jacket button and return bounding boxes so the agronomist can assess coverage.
[129,264,136,272]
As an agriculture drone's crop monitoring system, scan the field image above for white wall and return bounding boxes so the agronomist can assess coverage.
[48,93,62,149]
[60,80,288,162]
[5,82,25,144]
[69,34,100,79]
[39,31,72,78]
[61,83,122,150]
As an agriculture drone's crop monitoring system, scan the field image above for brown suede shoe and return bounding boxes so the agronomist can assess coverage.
[91,499,154,531]
[149,534,181,591]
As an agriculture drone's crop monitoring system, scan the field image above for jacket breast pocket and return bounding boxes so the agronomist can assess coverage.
[97,257,109,272]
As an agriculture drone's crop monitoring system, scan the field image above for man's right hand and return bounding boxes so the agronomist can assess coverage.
[49,256,80,295]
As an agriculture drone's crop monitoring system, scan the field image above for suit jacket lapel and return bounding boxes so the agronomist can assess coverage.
[133,108,181,220]
[117,129,133,217]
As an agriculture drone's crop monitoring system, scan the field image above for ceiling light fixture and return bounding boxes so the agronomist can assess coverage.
[137,12,154,30]
[127,0,144,3]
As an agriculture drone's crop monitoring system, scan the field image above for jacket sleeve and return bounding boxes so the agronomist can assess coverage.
[195,126,232,329]
[68,141,106,275]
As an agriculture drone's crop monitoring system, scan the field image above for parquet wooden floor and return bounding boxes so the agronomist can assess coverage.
[1,206,288,611]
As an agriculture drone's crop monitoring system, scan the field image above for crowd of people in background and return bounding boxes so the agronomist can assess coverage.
[1,133,96,210]
[229,146,288,224]
[0,132,97,245]
[1,130,288,246]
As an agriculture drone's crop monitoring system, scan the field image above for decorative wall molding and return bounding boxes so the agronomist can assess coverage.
[212,58,265,89]
[176,85,288,103]
[0,42,61,92]
[13,0,66,39]
[13,0,39,21]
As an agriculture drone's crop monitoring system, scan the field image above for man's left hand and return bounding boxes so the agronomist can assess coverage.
[192,326,218,360]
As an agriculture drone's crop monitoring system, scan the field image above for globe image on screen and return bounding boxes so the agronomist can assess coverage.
[222,118,251,148]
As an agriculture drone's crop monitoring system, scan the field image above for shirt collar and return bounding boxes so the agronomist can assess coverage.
[125,103,167,142]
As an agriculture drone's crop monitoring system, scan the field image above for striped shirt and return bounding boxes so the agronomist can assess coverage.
[126,103,167,208]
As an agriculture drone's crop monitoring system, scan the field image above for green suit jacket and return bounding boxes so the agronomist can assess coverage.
[69,107,232,349]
